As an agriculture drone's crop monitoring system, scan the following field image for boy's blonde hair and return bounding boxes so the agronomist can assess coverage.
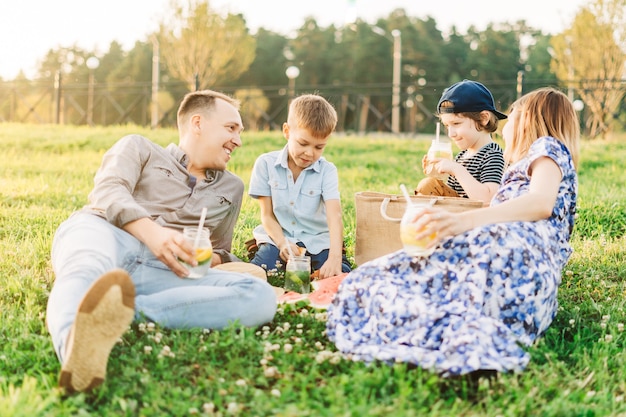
[287,94,338,138]
[438,101,500,133]
[504,87,580,168]
[177,90,240,129]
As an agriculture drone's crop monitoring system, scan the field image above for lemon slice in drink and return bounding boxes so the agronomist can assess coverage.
[195,248,213,264]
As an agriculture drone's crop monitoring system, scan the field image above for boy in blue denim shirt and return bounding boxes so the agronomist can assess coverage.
[248,94,352,279]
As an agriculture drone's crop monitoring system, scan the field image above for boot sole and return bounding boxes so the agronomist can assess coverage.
[59,269,135,393]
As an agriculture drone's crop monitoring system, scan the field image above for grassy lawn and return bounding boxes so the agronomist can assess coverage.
[1,123,626,416]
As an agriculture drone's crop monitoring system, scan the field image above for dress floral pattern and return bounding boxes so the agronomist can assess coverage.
[327,137,577,376]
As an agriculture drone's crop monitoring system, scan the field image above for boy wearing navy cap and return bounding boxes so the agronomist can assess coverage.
[415,80,506,204]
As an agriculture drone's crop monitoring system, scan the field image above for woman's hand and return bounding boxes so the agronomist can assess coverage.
[410,207,472,248]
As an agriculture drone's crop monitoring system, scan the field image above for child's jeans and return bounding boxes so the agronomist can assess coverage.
[250,242,352,274]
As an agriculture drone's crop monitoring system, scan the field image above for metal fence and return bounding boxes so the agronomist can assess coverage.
[1,77,623,134]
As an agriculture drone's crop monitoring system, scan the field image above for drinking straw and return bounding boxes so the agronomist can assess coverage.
[400,184,413,207]
[285,240,295,260]
[194,207,208,248]
[435,122,440,143]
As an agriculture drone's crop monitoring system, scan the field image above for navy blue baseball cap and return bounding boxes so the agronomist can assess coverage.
[437,79,507,120]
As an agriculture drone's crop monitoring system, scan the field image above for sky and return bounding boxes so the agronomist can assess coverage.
[0,0,589,79]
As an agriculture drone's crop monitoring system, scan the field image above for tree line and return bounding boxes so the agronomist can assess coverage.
[1,0,624,138]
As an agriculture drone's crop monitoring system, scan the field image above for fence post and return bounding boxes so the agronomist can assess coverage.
[54,71,62,124]
[151,36,160,129]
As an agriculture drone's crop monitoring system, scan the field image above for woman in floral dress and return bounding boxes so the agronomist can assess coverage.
[327,88,580,376]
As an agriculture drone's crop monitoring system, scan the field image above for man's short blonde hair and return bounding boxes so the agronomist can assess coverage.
[177,90,240,128]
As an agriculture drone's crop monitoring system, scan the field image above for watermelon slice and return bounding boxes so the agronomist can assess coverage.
[277,291,309,304]
[277,272,350,309]
[308,272,349,309]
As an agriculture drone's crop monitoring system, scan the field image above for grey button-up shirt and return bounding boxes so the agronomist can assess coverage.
[81,134,244,261]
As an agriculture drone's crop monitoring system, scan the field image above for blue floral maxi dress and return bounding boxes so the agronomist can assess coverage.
[327,137,577,376]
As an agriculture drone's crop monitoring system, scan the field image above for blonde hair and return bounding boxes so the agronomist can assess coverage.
[503,88,580,168]
[438,100,500,133]
[177,90,240,128]
[287,94,338,138]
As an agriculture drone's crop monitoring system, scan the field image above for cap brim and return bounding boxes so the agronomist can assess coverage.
[494,110,508,120]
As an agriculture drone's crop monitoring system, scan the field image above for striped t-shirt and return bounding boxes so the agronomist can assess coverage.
[447,142,505,198]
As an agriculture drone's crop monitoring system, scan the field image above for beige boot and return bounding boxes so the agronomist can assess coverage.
[59,269,135,393]
[415,177,459,197]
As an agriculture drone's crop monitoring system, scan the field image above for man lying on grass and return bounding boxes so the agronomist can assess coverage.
[46,90,277,393]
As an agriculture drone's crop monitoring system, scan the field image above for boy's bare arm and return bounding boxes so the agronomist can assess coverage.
[258,196,299,261]
[319,199,344,279]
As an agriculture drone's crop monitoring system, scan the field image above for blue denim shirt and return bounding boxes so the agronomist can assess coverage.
[248,145,340,255]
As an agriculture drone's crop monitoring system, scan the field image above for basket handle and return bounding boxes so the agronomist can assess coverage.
[380,198,402,222]
[380,197,438,222]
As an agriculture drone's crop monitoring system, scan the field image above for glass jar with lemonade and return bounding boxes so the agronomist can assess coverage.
[400,203,438,257]
[425,140,453,181]
[182,226,213,278]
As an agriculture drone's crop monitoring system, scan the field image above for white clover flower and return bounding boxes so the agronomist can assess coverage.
[601,323,607,329]
[235,379,247,387]
[586,391,596,398]
[260,358,268,366]
[605,334,613,342]
[188,407,199,414]
[569,319,575,326]
[143,345,153,354]
[602,315,610,322]
[618,323,624,332]
[158,345,175,358]
[315,350,333,363]
[616,395,624,403]
[271,389,281,397]
[138,323,146,332]
[314,312,328,321]
[227,402,240,414]
[296,323,303,329]
[203,403,215,413]
[565,270,574,277]
[264,366,279,378]
[147,322,156,331]
[329,354,341,364]
[284,343,293,353]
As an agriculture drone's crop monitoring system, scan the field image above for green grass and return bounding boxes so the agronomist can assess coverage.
[2,122,626,416]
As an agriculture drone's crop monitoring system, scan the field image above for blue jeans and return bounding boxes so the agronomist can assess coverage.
[46,212,277,363]
[250,242,352,273]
